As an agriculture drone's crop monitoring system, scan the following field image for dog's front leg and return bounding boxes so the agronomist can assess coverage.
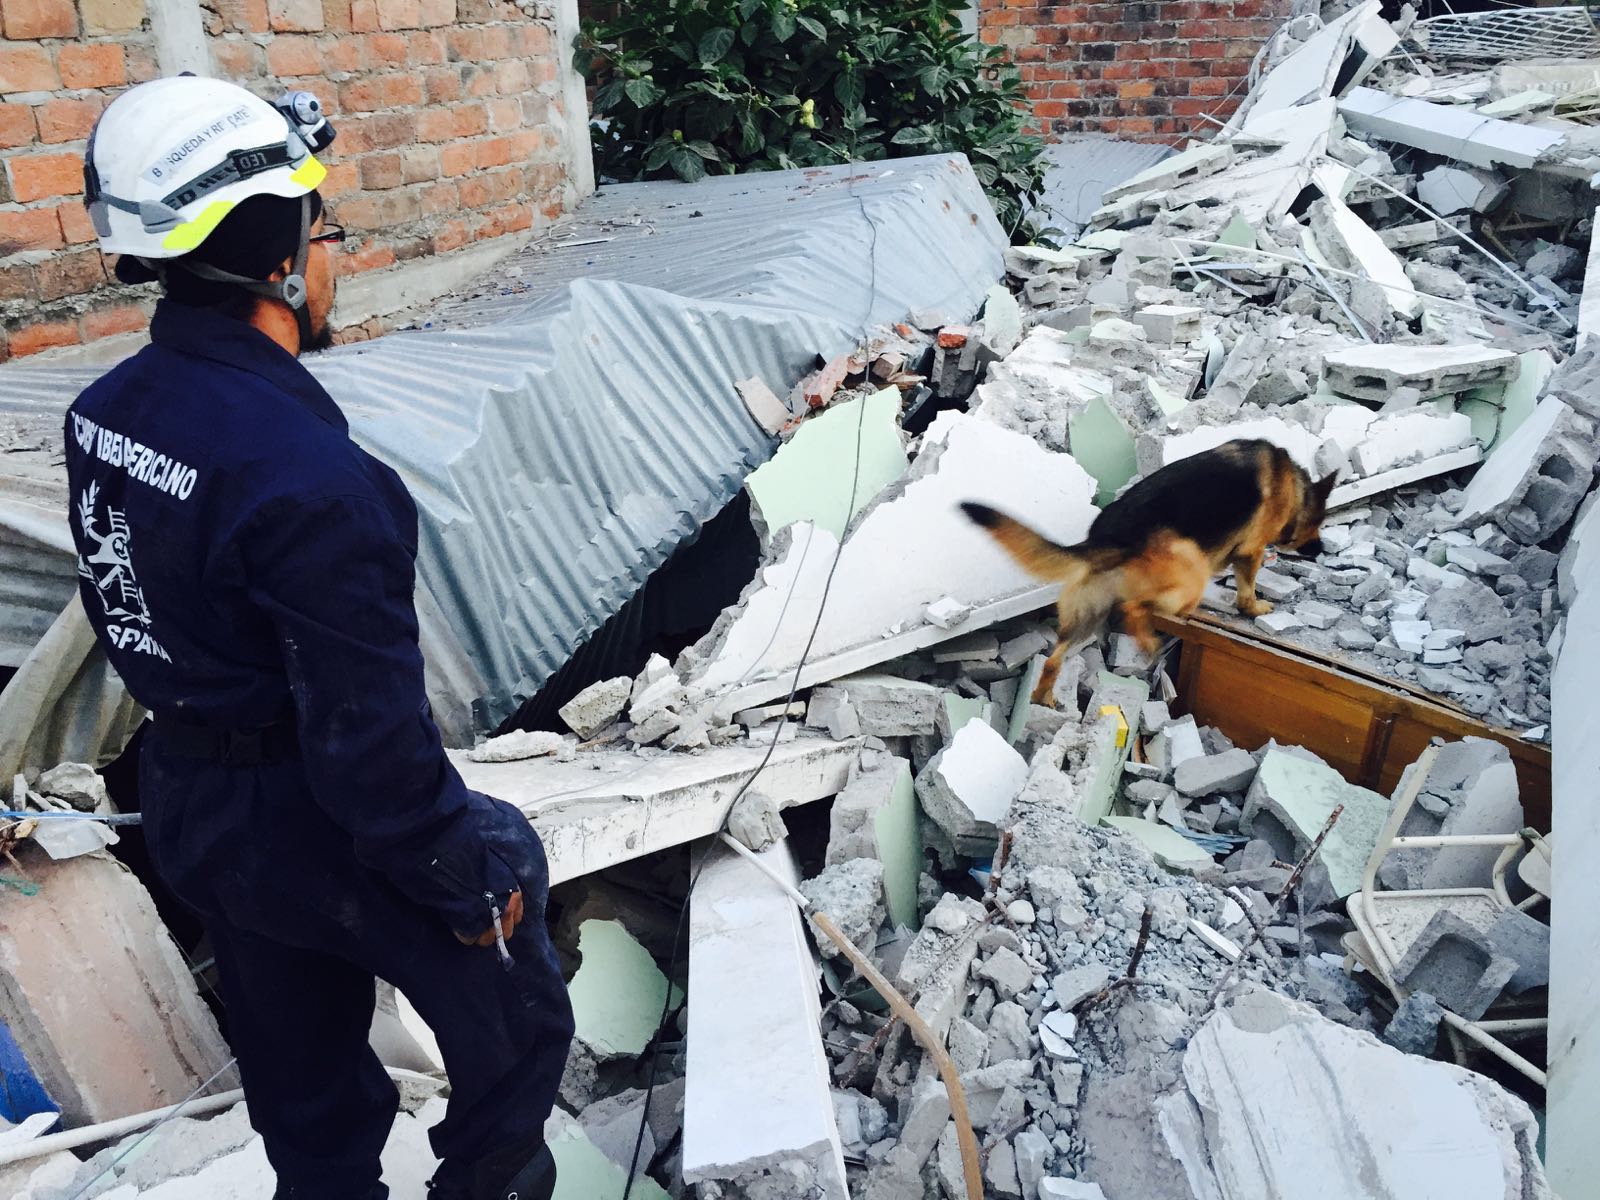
[1232,551,1273,617]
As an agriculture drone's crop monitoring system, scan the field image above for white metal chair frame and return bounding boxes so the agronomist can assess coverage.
[1347,741,1549,1088]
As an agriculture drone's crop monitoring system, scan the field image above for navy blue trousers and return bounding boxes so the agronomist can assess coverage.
[141,736,575,1199]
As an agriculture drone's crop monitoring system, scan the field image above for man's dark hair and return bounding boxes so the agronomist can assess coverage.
[115,191,324,319]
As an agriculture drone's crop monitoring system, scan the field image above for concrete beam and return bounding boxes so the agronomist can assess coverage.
[450,736,859,884]
[683,838,847,1197]
[1340,87,1569,173]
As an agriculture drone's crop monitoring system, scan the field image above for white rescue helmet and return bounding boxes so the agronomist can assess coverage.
[83,75,333,261]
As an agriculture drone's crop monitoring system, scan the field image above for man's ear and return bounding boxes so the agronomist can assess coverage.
[1313,473,1339,504]
[266,255,293,284]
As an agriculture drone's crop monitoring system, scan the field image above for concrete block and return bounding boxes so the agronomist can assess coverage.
[745,389,908,544]
[831,674,944,738]
[1241,749,1389,897]
[806,686,862,740]
[1174,748,1258,799]
[1133,304,1203,344]
[684,839,848,1197]
[1295,599,1344,630]
[914,720,1029,855]
[1458,397,1598,545]
[1256,611,1304,635]
[1383,991,1444,1057]
[1253,569,1303,603]
[1392,910,1518,1020]
[1485,908,1549,995]
[558,676,632,739]
[0,852,239,1127]
[1322,344,1518,403]
[925,596,973,629]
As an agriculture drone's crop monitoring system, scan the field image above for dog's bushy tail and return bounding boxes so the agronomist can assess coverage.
[961,502,1122,580]
[962,502,1126,641]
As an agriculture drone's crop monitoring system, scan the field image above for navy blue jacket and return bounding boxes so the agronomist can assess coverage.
[64,301,515,934]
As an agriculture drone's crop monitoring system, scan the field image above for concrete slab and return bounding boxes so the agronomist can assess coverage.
[684,839,848,1198]
[451,737,859,884]
[915,719,1029,855]
[1340,87,1569,172]
[685,413,1098,717]
[744,389,908,544]
[1101,817,1215,875]
[1241,749,1389,898]
[1159,990,1550,1199]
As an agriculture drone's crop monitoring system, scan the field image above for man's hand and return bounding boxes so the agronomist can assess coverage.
[455,890,524,948]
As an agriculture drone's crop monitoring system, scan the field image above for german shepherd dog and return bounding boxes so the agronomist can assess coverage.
[962,439,1338,705]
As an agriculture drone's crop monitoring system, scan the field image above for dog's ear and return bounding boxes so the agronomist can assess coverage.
[1312,473,1339,505]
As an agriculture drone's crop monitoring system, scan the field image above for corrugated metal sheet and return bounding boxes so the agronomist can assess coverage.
[1032,135,1174,239]
[0,153,1007,749]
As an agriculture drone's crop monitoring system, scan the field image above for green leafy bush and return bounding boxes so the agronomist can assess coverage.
[576,0,1047,237]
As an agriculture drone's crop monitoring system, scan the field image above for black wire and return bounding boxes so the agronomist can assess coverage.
[621,179,881,1198]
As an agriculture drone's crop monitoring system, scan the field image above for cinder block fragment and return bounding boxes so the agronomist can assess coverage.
[1392,909,1518,1020]
[1174,748,1258,798]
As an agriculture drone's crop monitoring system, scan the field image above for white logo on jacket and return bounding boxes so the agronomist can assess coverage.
[77,482,171,662]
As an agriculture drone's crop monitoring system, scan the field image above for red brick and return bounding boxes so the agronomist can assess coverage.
[268,0,322,29]
[81,0,146,33]
[322,0,351,31]
[0,261,36,301]
[0,205,62,252]
[333,240,394,274]
[1,0,75,37]
[417,0,451,23]
[453,101,486,137]
[380,72,422,106]
[432,216,469,252]
[267,35,322,76]
[58,44,126,89]
[375,0,417,28]
[0,101,36,148]
[417,178,456,214]
[341,110,414,151]
[36,97,102,144]
[211,38,261,76]
[322,36,363,72]
[339,76,383,111]
[528,56,556,86]
[0,45,60,94]
[424,65,461,103]
[464,63,496,97]
[321,159,359,197]
[350,0,378,29]
[492,57,529,94]
[399,143,438,183]
[9,317,79,357]
[8,151,81,203]
[56,198,96,243]
[210,0,269,31]
[365,30,408,65]
[487,96,520,132]
[445,26,483,60]
[439,140,475,175]
[408,29,444,64]
[358,150,403,189]
[35,247,104,300]
[81,302,148,340]
[517,23,550,56]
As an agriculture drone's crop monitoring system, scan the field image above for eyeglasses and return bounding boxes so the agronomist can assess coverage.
[309,222,347,246]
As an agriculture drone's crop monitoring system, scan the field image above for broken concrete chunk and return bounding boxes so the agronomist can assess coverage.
[727,789,786,854]
[736,375,793,436]
[1101,816,1214,875]
[979,946,1036,1000]
[1241,749,1388,898]
[1458,397,1598,545]
[1133,304,1202,344]
[1173,748,1258,799]
[800,858,886,960]
[925,596,973,629]
[36,763,108,812]
[1392,909,1517,1021]
[568,919,672,1060]
[1382,991,1444,1057]
[558,676,632,739]
[468,729,573,763]
[833,674,944,738]
[806,686,862,740]
[826,759,920,930]
[1484,908,1549,995]
[915,720,1029,855]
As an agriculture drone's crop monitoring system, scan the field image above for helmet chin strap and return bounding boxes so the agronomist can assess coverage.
[142,194,316,352]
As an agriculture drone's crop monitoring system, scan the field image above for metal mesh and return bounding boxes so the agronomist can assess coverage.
[1410,6,1600,62]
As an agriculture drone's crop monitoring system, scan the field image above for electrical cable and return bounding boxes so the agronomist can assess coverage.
[620,179,882,1200]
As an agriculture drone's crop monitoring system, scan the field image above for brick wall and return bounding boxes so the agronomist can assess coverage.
[979,0,1296,141]
[0,0,589,361]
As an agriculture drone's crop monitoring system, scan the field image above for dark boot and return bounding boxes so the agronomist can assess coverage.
[427,1138,555,1200]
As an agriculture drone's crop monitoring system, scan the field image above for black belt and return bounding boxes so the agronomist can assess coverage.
[154,717,299,766]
